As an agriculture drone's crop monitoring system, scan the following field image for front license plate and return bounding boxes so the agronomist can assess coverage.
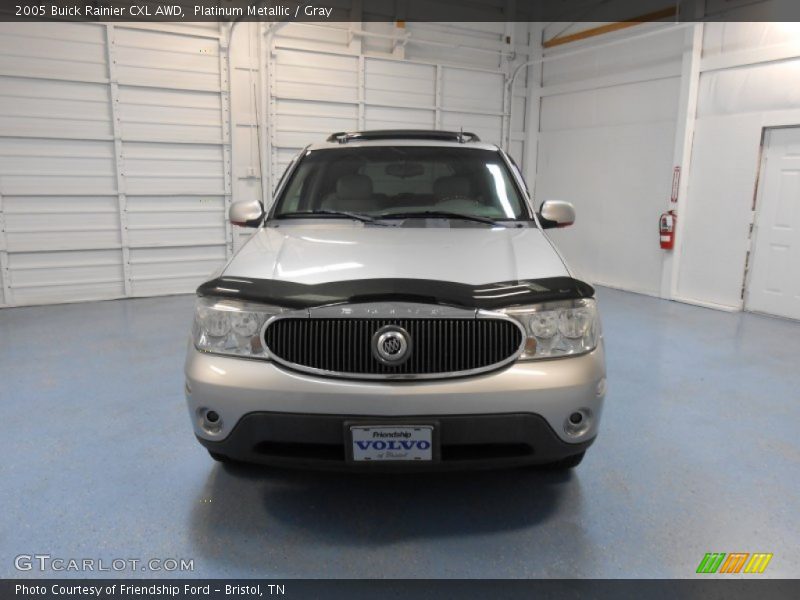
[350,425,434,462]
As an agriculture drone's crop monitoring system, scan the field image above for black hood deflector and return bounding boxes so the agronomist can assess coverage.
[196,277,595,310]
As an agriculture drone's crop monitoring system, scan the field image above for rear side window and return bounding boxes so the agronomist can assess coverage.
[273,146,529,220]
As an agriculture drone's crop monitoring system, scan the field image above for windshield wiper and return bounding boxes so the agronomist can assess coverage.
[378,211,503,226]
[274,210,384,225]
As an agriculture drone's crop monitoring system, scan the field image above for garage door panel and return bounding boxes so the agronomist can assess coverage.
[122,142,225,195]
[0,22,106,44]
[274,48,356,72]
[128,245,226,296]
[364,87,435,109]
[115,46,218,77]
[442,68,503,113]
[0,23,107,81]
[126,225,227,248]
[5,217,120,254]
[127,208,224,232]
[274,50,358,102]
[6,249,125,305]
[274,80,358,104]
[365,59,435,108]
[276,113,358,136]
[365,106,435,130]
[277,23,350,46]
[0,76,112,139]
[3,195,120,253]
[0,24,231,306]
[116,64,221,93]
[276,98,357,120]
[118,86,223,143]
[114,28,220,91]
[0,138,116,195]
[275,61,358,88]
[126,195,226,249]
[274,130,332,149]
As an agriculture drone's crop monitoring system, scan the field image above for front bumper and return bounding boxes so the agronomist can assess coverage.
[197,412,595,470]
[185,343,606,468]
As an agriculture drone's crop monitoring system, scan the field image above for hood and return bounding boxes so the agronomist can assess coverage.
[222,223,569,285]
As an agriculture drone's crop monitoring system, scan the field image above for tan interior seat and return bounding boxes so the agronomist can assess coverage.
[321,174,376,213]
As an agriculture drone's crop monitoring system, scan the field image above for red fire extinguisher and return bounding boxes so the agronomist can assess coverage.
[659,210,676,250]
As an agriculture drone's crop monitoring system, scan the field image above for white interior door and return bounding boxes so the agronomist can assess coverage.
[746,127,800,320]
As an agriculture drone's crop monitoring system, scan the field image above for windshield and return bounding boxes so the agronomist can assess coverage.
[271,146,530,222]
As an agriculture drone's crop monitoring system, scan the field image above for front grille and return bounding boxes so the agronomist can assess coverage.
[264,318,523,378]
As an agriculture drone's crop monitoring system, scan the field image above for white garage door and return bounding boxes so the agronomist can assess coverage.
[746,127,800,320]
[0,22,232,307]
[0,21,531,307]
[266,28,511,201]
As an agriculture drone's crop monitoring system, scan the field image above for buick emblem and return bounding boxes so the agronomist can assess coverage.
[372,326,411,365]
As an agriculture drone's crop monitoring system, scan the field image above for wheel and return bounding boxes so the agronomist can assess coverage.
[540,451,585,470]
[207,450,233,463]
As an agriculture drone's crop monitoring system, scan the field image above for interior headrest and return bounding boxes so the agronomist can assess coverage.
[336,174,373,200]
[434,175,471,199]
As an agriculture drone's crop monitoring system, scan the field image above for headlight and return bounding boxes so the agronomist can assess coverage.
[192,297,285,359]
[503,298,600,360]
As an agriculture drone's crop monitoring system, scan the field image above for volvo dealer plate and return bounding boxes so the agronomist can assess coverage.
[349,425,434,462]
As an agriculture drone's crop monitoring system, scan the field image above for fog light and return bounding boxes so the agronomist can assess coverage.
[564,409,591,437]
[198,408,223,434]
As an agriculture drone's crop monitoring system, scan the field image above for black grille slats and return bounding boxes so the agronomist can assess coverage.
[264,318,522,377]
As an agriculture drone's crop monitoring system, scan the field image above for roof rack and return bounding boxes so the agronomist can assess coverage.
[326,129,481,144]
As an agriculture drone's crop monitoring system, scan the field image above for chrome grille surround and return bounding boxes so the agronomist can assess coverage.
[261,303,527,380]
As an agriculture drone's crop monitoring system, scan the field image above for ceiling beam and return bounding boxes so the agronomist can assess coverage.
[543,6,678,49]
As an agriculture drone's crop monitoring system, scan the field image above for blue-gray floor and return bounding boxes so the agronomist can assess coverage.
[1,288,798,578]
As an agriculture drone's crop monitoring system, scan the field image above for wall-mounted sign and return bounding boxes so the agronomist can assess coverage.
[671,166,681,203]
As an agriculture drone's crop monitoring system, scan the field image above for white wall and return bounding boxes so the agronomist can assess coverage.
[533,18,800,312]
[534,25,684,295]
[676,22,800,309]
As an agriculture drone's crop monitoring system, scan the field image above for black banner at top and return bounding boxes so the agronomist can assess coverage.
[4,0,800,22]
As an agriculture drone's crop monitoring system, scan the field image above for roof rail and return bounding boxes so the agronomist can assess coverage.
[326,129,481,144]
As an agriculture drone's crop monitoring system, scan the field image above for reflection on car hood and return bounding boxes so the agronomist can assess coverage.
[222,223,569,285]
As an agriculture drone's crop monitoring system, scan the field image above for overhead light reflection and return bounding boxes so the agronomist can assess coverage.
[277,262,363,278]
[486,164,515,218]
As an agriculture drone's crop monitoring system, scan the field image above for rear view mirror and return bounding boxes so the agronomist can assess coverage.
[229,200,264,227]
[539,200,575,229]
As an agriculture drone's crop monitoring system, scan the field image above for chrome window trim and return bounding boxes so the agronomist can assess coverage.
[259,303,527,381]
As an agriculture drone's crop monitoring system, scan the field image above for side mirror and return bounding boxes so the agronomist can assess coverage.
[538,200,575,229]
[229,200,264,227]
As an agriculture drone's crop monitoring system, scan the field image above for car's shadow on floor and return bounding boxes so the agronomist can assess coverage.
[188,460,584,573]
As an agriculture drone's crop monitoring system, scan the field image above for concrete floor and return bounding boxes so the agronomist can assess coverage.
[1,287,799,579]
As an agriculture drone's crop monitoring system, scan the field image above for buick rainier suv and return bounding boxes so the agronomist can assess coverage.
[185,130,605,470]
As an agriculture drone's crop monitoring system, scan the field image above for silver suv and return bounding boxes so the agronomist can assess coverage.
[184,130,606,470]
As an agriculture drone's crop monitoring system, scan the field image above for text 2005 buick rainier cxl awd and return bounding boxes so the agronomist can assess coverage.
[184,130,606,470]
